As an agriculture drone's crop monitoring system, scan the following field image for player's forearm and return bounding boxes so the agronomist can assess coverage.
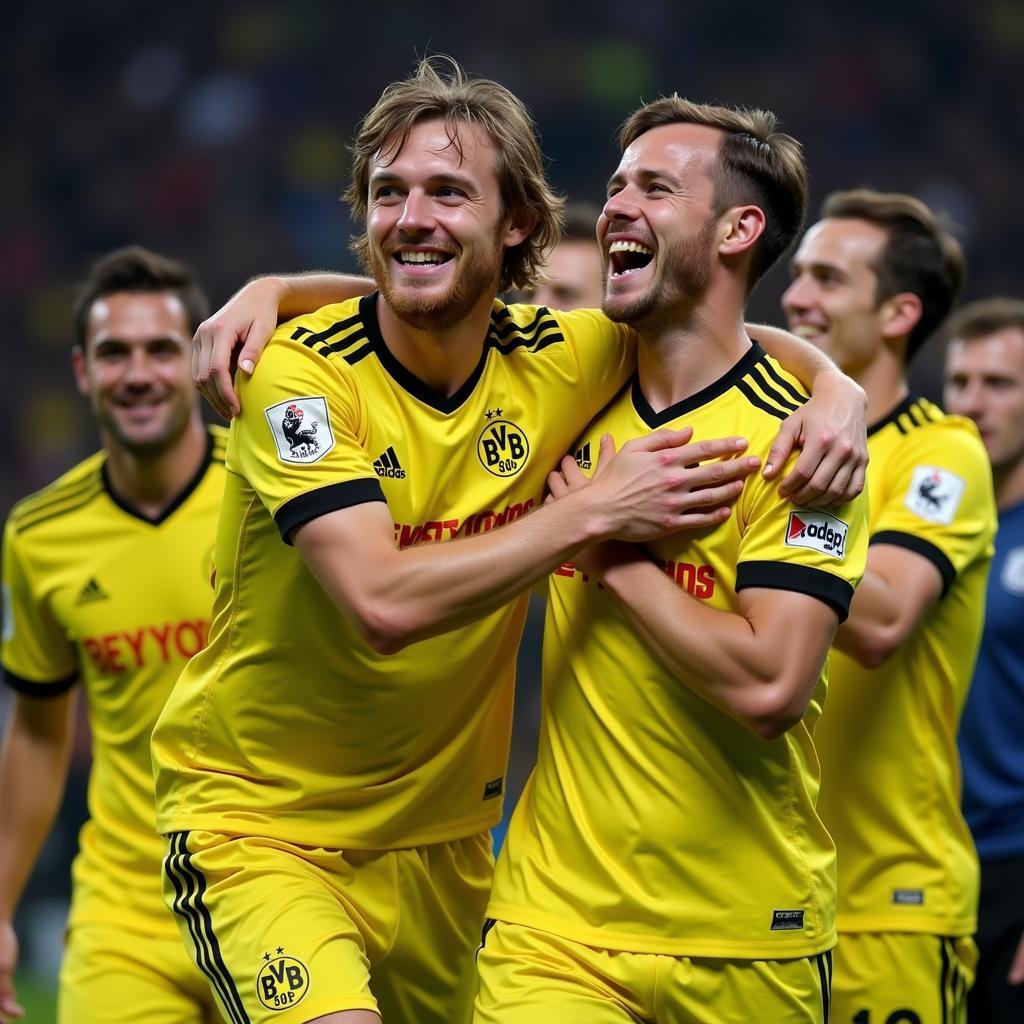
[0,700,74,921]
[833,570,909,666]
[600,558,823,739]
[749,322,845,390]
[258,272,375,320]
[306,490,612,654]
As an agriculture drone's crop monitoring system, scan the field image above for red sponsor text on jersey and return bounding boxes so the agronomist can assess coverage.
[81,619,211,673]
[393,499,536,549]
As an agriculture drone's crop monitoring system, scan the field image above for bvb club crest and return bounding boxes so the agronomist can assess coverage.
[256,949,310,1012]
[477,410,530,478]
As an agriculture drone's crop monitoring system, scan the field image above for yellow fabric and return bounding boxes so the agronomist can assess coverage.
[1,428,226,934]
[816,397,996,937]
[830,932,976,1024]
[152,294,633,849]
[58,922,219,1024]
[473,920,834,1024]
[488,345,868,958]
[162,829,493,1024]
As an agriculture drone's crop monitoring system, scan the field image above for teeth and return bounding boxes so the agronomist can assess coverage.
[397,251,447,264]
[792,325,824,339]
[608,240,654,256]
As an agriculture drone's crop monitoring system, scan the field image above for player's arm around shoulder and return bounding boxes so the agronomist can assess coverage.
[836,417,995,668]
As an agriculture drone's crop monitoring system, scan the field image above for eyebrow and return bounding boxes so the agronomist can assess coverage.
[790,258,849,279]
[606,167,684,192]
[369,170,478,191]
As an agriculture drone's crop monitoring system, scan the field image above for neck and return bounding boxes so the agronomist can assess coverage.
[103,415,208,520]
[376,289,497,398]
[634,281,751,411]
[994,455,1024,513]
[847,344,908,425]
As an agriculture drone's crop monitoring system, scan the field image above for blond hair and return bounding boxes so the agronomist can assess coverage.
[347,57,564,292]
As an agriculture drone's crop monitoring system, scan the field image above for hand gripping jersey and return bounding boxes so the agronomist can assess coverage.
[816,395,997,937]
[152,294,633,849]
[487,344,869,958]
[1,428,226,933]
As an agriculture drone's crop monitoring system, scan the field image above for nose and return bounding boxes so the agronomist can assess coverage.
[397,189,434,234]
[949,380,985,419]
[781,275,813,316]
[601,187,639,226]
[124,347,155,387]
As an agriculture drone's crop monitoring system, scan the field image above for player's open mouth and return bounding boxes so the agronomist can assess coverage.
[790,324,826,341]
[393,250,453,268]
[608,240,654,278]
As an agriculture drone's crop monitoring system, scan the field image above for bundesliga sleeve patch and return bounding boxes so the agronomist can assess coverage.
[785,510,849,560]
[903,466,965,525]
[264,396,335,465]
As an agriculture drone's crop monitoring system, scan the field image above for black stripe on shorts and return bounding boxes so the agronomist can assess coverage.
[164,832,251,1024]
[816,950,832,1022]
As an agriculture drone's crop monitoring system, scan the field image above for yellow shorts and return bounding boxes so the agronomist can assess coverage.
[831,932,977,1024]
[59,920,219,1023]
[473,920,834,1023]
[162,829,492,1024]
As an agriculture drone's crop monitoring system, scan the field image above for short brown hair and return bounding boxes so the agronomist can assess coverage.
[73,245,208,348]
[944,297,1024,344]
[346,57,564,293]
[561,203,601,244]
[822,189,965,363]
[618,97,808,292]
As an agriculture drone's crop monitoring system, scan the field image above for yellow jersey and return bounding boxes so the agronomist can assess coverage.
[816,395,996,936]
[487,344,869,957]
[1,428,226,933]
[152,294,633,849]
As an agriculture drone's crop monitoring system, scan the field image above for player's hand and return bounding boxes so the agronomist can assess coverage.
[1009,928,1024,985]
[764,371,868,507]
[551,429,759,543]
[0,921,25,1022]
[192,276,286,419]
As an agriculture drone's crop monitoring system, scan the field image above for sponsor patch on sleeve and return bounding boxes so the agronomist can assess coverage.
[264,396,335,465]
[784,510,849,560]
[903,466,964,525]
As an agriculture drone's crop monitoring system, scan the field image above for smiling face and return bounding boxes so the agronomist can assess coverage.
[944,327,1024,474]
[598,122,723,327]
[782,217,891,374]
[364,118,530,330]
[73,291,197,456]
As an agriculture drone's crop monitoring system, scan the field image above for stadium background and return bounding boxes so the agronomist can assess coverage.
[2,1,1021,1012]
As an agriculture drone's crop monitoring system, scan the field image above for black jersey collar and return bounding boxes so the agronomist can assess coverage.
[631,342,765,428]
[101,427,216,526]
[867,393,919,437]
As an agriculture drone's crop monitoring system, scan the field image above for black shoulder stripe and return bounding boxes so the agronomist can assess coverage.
[748,363,801,413]
[870,530,956,597]
[737,379,788,420]
[342,342,375,365]
[301,312,364,346]
[3,666,78,697]
[14,482,105,535]
[490,306,553,341]
[13,471,103,521]
[757,358,809,405]
[906,403,923,427]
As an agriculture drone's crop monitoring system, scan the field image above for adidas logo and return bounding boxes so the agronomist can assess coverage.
[74,578,109,605]
[373,446,406,480]
[574,442,592,471]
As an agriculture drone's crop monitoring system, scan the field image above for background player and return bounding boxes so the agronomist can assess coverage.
[943,298,1024,1022]
[475,96,867,1024]
[154,60,869,1024]
[784,189,997,1023]
[521,202,604,310]
[0,247,224,1023]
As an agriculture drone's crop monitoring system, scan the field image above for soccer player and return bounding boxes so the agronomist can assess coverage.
[471,98,868,1023]
[943,298,1024,1022]
[522,202,604,310]
[0,248,224,1024]
[164,61,867,1024]
[784,190,998,1024]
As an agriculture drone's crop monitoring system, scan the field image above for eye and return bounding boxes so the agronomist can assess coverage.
[373,186,401,202]
[606,185,623,200]
[436,186,467,201]
[647,182,669,194]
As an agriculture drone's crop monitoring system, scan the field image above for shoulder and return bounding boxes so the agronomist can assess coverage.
[6,453,107,540]
[495,302,631,352]
[886,399,989,474]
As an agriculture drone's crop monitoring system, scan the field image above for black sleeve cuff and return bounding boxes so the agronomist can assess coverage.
[275,478,387,543]
[736,561,855,622]
[3,666,78,697]
[870,530,956,597]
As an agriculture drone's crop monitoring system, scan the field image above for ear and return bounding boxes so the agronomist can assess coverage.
[71,346,91,397]
[503,207,539,249]
[879,292,923,341]
[718,205,766,257]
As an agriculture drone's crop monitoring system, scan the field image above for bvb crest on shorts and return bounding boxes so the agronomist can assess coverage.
[256,948,310,1012]
[478,409,530,478]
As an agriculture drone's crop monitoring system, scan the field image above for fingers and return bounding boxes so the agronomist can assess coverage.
[779,436,866,506]
[671,436,749,466]
[560,454,588,487]
[763,417,799,479]
[592,434,616,478]
[546,468,569,500]
[630,426,694,452]
[1008,931,1024,985]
